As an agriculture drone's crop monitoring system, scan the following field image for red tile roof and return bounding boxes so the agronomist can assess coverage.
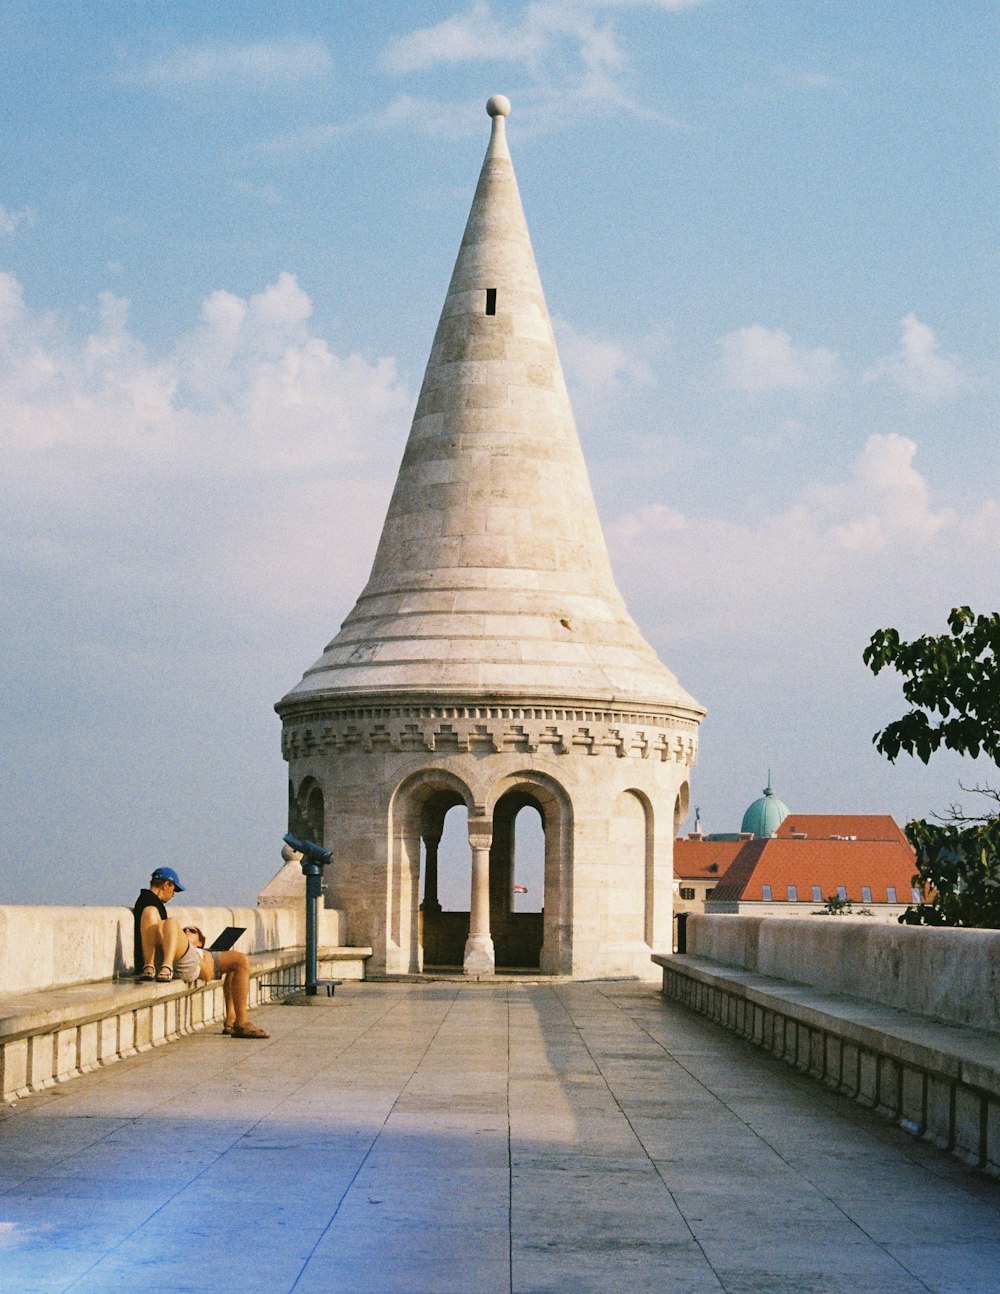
[674,839,745,880]
[709,837,918,905]
[775,814,909,847]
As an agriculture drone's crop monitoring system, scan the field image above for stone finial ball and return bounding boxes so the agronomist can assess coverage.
[486,94,511,118]
[280,843,302,863]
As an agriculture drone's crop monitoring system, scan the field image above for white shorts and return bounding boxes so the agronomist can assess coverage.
[175,939,204,984]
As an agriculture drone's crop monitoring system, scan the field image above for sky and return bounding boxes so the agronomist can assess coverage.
[1,0,997,909]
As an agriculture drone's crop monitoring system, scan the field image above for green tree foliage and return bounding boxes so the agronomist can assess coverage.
[863,607,999,765]
[900,818,1000,929]
[864,607,999,928]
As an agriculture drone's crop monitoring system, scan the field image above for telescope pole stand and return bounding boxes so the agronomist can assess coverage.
[280,853,342,1004]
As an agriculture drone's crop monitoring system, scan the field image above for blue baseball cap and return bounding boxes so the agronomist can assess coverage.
[150,867,185,892]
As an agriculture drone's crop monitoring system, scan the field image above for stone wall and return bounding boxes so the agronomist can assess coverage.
[282,701,696,979]
[702,900,910,924]
[0,904,346,994]
[685,914,1000,1034]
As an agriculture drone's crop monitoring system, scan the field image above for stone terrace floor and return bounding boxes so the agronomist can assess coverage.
[1,982,997,1294]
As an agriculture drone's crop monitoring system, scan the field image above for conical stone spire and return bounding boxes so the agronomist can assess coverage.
[280,96,702,721]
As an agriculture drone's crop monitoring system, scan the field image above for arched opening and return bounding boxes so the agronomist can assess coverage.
[289,777,325,846]
[609,789,652,947]
[388,769,475,974]
[306,785,325,845]
[389,767,570,976]
[489,791,547,969]
[423,803,472,912]
[673,781,690,838]
[419,797,471,968]
[513,806,544,914]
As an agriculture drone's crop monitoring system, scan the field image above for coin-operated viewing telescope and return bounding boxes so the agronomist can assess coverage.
[282,832,335,997]
[282,832,332,868]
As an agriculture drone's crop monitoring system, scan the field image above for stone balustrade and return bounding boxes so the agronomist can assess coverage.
[680,914,1000,1033]
[0,903,370,1102]
[654,915,1000,1178]
[0,903,346,994]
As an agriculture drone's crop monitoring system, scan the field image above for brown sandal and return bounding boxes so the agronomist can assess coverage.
[155,966,174,982]
[139,964,156,981]
[230,1023,269,1039]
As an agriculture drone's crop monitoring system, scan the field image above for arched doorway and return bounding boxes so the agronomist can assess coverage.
[673,781,689,838]
[289,777,325,845]
[419,794,471,968]
[489,791,546,969]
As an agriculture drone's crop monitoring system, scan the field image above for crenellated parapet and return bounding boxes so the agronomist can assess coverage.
[279,700,699,766]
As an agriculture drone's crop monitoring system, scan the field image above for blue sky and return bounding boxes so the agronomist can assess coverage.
[1,1,997,908]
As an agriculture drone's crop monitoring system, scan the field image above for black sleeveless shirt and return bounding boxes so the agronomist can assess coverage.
[132,889,167,973]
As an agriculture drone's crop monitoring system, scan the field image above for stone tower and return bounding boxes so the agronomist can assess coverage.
[276,96,704,979]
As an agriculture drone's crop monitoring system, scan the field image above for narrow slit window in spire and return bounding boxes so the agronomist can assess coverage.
[485,288,497,316]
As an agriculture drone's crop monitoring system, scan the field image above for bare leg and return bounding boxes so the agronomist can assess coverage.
[158,918,185,972]
[140,913,186,971]
[223,971,236,1029]
[216,951,252,1028]
[140,908,163,968]
[211,952,267,1037]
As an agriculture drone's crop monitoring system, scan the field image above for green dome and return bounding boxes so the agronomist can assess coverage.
[741,784,790,838]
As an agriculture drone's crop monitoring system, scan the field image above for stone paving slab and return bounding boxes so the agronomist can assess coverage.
[0,982,996,1293]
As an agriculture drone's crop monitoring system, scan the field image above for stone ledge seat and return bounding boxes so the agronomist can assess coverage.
[0,946,371,1102]
[654,952,1000,1178]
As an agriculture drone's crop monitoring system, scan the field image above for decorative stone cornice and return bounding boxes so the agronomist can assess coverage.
[280,701,698,766]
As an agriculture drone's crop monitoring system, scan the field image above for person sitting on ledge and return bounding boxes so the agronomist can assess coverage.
[132,867,269,1040]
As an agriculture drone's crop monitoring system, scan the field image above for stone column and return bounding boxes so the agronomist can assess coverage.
[464,817,495,975]
[421,832,443,914]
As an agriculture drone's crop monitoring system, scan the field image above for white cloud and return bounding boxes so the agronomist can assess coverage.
[555,318,657,408]
[719,324,841,395]
[598,0,707,7]
[864,313,964,400]
[255,1,700,152]
[120,39,333,92]
[383,2,523,74]
[613,502,686,545]
[254,94,484,159]
[603,431,997,837]
[382,1,697,117]
[0,271,417,907]
[562,0,706,9]
[0,270,26,326]
[806,433,953,551]
[608,433,991,652]
[0,272,412,612]
[1,281,175,456]
[382,1,668,76]
[0,203,35,236]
